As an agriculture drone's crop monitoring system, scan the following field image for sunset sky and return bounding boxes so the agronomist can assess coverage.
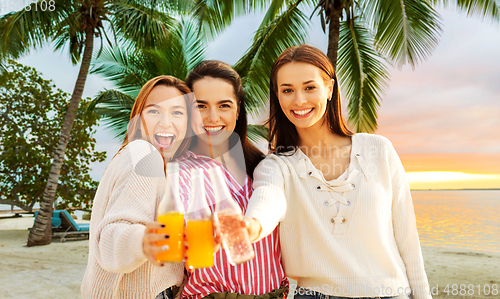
[12,5,500,190]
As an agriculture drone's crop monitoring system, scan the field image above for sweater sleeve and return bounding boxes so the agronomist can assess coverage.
[245,156,287,242]
[93,141,165,274]
[387,141,431,299]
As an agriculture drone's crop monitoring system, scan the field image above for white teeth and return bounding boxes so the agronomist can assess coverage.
[155,132,174,137]
[293,108,313,116]
[204,126,224,132]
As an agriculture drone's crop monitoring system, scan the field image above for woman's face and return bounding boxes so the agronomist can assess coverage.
[140,85,188,160]
[191,77,239,148]
[276,62,333,130]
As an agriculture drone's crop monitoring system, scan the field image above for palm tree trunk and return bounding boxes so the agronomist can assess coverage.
[326,1,343,71]
[27,28,94,247]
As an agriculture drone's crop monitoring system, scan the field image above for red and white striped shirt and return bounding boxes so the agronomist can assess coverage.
[176,151,287,299]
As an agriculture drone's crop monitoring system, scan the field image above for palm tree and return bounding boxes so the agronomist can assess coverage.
[315,0,499,132]
[89,5,309,143]
[88,18,206,139]
[0,0,186,246]
[195,0,499,132]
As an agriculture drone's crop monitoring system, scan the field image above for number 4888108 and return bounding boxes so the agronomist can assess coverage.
[443,284,498,296]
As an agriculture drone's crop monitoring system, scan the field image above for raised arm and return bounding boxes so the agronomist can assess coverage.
[245,156,287,242]
[387,141,432,299]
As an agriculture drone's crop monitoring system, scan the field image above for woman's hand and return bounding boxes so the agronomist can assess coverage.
[244,217,262,243]
[142,222,170,266]
[212,215,223,252]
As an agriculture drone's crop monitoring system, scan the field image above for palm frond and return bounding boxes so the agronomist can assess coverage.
[259,0,288,28]
[90,42,152,97]
[132,0,193,13]
[147,35,187,79]
[147,18,206,79]
[432,0,500,22]
[0,0,70,59]
[363,0,443,69]
[234,0,309,116]
[179,18,206,72]
[191,0,272,39]
[91,18,205,94]
[52,10,86,65]
[110,0,177,50]
[337,17,389,133]
[87,89,135,140]
[247,125,269,144]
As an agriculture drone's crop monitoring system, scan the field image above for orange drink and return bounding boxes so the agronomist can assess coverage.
[156,212,184,262]
[186,219,214,269]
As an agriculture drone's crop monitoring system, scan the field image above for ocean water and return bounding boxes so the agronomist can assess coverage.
[412,190,500,253]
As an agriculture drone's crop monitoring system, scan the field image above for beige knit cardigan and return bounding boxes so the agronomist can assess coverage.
[81,140,184,299]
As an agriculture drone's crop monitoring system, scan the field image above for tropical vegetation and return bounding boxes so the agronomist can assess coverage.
[0,0,187,246]
[0,60,105,213]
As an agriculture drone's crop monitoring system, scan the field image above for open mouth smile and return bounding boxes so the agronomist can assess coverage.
[154,132,175,148]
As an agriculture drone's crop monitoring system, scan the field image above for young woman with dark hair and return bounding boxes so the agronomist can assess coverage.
[245,45,431,299]
[185,60,264,179]
[170,60,288,299]
[267,45,353,155]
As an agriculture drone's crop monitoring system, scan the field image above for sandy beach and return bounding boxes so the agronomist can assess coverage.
[1,215,499,299]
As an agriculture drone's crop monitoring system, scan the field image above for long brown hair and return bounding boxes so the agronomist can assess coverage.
[120,75,193,161]
[268,44,353,154]
[185,60,264,178]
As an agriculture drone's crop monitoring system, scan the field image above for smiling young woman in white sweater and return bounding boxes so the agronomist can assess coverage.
[245,45,431,299]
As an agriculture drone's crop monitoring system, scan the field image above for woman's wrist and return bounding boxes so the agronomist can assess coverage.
[244,217,262,242]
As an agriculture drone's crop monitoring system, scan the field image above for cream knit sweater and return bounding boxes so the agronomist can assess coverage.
[246,133,431,299]
[81,140,184,299]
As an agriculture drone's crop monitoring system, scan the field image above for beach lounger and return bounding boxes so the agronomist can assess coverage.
[54,210,89,242]
[32,210,89,242]
[33,210,62,229]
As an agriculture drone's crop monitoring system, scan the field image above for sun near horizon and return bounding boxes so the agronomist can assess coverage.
[406,171,500,190]
[395,153,500,190]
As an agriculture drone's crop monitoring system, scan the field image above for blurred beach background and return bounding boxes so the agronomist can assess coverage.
[1,1,499,298]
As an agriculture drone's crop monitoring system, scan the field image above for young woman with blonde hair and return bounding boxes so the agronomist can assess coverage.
[81,75,193,299]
